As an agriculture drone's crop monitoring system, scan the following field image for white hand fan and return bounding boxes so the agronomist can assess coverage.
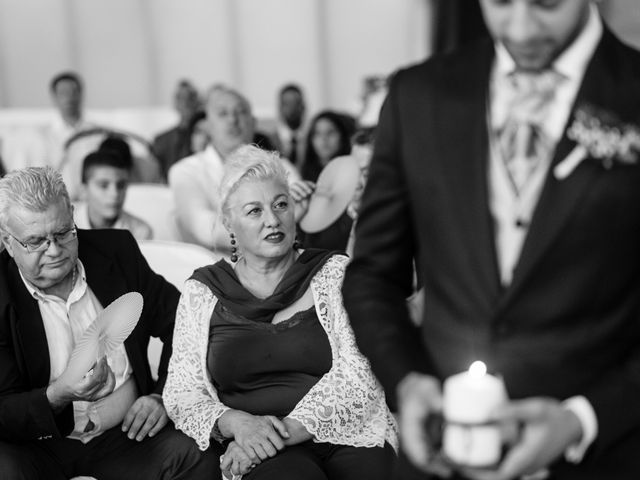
[58,292,144,385]
[299,155,361,233]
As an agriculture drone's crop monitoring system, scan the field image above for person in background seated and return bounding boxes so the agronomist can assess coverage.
[168,85,310,255]
[45,72,95,171]
[163,145,397,480]
[99,134,163,186]
[152,80,202,181]
[299,128,374,254]
[0,167,218,480]
[74,150,152,241]
[269,84,307,169]
[301,111,354,182]
[0,72,94,174]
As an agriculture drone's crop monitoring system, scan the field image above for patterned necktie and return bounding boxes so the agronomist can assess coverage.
[498,70,562,194]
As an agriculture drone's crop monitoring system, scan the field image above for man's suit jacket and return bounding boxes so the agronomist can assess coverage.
[343,27,640,475]
[153,125,192,181]
[0,229,180,442]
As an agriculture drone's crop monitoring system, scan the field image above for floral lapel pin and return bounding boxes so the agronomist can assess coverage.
[554,104,640,180]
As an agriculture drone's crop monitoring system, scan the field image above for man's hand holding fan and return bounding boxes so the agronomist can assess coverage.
[46,292,144,413]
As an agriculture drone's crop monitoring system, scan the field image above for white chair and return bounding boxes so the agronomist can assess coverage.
[138,240,220,379]
[123,184,181,241]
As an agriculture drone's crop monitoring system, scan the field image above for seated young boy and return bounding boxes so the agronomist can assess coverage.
[74,149,153,240]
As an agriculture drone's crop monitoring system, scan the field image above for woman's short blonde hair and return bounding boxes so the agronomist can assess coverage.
[219,145,289,222]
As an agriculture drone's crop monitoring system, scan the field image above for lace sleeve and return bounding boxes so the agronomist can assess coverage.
[287,256,398,450]
[163,279,229,451]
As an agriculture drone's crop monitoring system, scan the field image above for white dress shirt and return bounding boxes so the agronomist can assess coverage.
[20,260,135,443]
[487,5,602,463]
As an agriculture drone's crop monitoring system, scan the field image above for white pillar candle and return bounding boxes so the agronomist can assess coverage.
[442,361,507,467]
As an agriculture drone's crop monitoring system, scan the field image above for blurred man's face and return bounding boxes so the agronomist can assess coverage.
[279,90,305,131]
[52,79,83,121]
[479,0,591,71]
[206,91,255,157]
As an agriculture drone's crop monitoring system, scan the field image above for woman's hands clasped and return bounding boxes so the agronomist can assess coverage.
[218,410,290,469]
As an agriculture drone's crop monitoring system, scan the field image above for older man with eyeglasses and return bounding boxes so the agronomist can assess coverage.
[0,167,219,479]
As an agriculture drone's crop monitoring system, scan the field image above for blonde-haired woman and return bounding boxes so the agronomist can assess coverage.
[164,145,396,480]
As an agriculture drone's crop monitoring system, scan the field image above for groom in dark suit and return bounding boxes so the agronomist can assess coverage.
[343,1,640,479]
[0,167,218,479]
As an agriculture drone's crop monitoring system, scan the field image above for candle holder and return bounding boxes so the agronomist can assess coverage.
[442,361,507,468]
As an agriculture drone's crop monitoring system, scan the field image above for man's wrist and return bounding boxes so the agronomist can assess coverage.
[46,382,68,412]
[397,372,439,403]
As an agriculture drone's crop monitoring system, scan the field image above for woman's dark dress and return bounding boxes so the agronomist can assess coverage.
[190,249,394,480]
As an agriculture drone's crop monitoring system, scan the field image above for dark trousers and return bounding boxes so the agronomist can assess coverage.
[393,445,640,480]
[243,441,396,480]
[0,425,220,480]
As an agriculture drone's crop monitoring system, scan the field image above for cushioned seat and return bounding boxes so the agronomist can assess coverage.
[123,184,182,241]
[138,240,220,378]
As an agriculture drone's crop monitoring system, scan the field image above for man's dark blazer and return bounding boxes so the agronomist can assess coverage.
[343,25,640,477]
[0,229,180,442]
[153,125,192,181]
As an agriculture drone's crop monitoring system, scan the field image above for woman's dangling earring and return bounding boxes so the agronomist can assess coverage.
[230,233,238,262]
[293,235,302,251]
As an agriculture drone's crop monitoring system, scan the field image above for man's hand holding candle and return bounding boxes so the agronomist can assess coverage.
[460,397,583,480]
[396,371,452,477]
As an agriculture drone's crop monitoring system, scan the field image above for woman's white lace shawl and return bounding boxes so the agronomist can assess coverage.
[163,255,398,451]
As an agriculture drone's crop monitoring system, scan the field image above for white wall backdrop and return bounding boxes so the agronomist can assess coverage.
[0,0,433,119]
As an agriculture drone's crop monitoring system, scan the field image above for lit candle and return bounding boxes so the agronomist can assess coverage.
[442,361,507,467]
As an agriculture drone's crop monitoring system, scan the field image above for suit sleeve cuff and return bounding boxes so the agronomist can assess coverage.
[562,395,598,463]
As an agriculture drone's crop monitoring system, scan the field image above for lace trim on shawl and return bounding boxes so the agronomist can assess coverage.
[163,254,398,451]
[286,255,398,450]
[163,282,228,450]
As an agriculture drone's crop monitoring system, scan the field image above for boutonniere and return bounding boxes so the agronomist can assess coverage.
[554,104,640,180]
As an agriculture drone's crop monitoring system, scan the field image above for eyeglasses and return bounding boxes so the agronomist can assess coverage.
[4,225,78,253]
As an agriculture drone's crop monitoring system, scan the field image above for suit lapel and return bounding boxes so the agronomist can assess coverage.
[79,236,146,387]
[497,31,614,310]
[8,262,51,387]
[80,243,123,308]
[440,42,502,303]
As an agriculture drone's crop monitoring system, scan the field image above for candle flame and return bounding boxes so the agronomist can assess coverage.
[469,360,487,377]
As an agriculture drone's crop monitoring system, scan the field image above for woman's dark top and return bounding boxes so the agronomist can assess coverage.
[190,249,337,418]
[302,210,353,252]
[208,304,331,416]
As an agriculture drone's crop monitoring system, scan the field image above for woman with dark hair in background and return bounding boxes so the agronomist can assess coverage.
[300,128,374,253]
[300,111,354,182]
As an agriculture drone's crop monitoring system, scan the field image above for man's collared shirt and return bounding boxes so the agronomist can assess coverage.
[488,3,603,286]
[20,260,135,443]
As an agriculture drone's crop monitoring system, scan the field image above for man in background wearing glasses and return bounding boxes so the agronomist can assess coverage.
[0,167,218,479]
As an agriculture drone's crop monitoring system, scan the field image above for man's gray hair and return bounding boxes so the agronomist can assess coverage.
[0,166,72,230]
[219,145,289,220]
[205,83,252,113]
